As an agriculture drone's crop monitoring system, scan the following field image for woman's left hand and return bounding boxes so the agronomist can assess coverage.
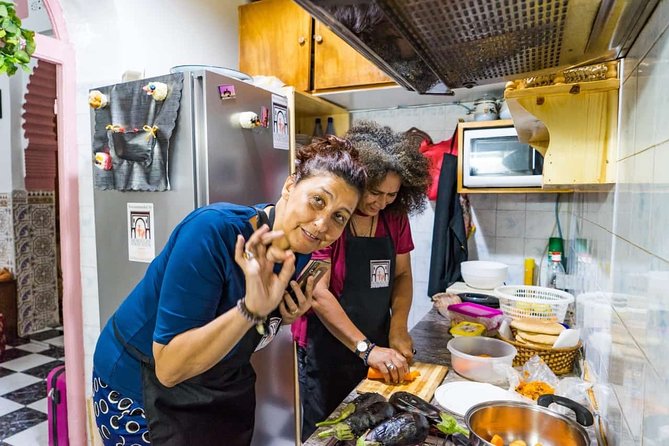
[279,275,315,324]
[389,329,414,364]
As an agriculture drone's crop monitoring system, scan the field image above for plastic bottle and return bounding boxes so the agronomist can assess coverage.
[523,258,535,285]
[546,252,566,290]
[312,118,324,138]
[325,117,336,136]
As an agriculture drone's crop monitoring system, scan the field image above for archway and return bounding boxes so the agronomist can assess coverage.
[32,1,86,444]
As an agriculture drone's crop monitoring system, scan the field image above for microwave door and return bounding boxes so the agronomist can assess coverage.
[463,127,543,188]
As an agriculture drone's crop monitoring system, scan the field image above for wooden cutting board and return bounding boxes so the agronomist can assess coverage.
[355,362,448,401]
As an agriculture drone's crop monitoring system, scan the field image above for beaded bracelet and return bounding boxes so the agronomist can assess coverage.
[362,343,376,367]
[236,298,267,335]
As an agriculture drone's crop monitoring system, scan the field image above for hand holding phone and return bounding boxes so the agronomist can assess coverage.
[287,260,329,306]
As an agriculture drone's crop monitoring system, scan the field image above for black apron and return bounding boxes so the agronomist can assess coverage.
[301,214,395,441]
[114,207,279,446]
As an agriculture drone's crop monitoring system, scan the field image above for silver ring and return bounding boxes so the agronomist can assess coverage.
[386,362,395,370]
[244,249,255,260]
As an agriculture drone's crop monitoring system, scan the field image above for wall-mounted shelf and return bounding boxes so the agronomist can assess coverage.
[504,62,619,188]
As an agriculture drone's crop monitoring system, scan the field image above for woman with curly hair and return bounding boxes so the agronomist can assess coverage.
[293,121,431,441]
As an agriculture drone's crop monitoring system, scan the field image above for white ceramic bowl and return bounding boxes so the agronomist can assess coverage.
[460,260,508,289]
[447,336,517,384]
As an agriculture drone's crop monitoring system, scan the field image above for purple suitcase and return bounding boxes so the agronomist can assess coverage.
[47,365,69,445]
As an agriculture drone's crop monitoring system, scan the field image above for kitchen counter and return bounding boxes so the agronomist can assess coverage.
[303,307,455,446]
[302,306,600,446]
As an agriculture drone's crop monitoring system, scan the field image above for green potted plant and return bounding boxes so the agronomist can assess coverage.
[0,1,36,76]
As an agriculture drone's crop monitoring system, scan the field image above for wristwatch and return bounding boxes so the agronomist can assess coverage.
[355,339,375,366]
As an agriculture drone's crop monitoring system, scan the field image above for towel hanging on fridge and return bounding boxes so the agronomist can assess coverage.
[91,73,184,191]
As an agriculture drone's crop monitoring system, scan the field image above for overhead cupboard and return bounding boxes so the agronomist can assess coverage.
[238,0,395,93]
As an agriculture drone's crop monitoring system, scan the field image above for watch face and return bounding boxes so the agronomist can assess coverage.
[356,340,368,353]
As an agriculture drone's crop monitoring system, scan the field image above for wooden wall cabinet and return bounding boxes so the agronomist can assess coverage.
[504,62,619,188]
[239,0,393,93]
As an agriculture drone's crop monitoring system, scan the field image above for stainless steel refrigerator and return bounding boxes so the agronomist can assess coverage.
[91,69,299,446]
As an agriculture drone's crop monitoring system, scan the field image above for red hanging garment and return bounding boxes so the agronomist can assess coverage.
[419,130,458,201]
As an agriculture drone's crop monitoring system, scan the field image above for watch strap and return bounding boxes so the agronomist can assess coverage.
[362,343,376,367]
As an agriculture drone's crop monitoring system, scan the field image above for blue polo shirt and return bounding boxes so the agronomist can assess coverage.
[93,202,309,402]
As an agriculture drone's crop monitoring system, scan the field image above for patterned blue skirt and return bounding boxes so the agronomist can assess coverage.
[92,370,151,445]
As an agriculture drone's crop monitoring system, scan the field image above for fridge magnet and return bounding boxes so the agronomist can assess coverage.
[218,84,236,100]
[89,90,108,109]
[127,202,155,263]
[142,81,168,101]
[260,106,269,128]
[239,111,261,129]
[94,152,113,171]
[271,94,289,150]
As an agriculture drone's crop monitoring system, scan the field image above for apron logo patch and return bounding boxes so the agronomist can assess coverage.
[370,260,390,288]
[255,316,282,351]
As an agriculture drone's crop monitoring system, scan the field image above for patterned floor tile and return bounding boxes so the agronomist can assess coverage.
[3,419,48,446]
[39,345,65,359]
[0,373,41,395]
[0,354,53,372]
[22,360,63,380]
[0,407,47,441]
[1,381,46,406]
[5,338,31,348]
[28,329,63,342]
[0,349,31,364]
[14,343,48,354]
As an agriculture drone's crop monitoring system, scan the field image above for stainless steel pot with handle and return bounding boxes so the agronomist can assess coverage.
[464,395,594,446]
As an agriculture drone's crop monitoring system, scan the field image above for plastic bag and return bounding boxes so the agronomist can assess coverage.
[507,355,560,400]
[433,293,462,323]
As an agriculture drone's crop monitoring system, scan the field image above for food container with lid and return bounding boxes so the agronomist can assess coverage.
[448,302,504,335]
[447,336,517,384]
[450,321,486,337]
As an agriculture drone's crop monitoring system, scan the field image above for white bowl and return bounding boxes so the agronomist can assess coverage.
[461,260,508,289]
[447,336,517,384]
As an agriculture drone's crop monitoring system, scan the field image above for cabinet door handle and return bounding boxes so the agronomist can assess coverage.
[314,34,323,44]
[298,36,306,45]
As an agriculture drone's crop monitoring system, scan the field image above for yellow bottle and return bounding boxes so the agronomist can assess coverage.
[524,258,535,285]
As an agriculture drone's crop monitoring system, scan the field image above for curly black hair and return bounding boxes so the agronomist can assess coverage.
[345,121,431,215]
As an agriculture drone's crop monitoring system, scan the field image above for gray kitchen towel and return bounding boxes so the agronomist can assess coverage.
[91,73,184,191]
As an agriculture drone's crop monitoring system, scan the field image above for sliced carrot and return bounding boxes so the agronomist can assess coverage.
[366,368,421,383]
[490,434,505,446]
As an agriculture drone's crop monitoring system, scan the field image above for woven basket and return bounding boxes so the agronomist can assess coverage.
[499,332,581,375]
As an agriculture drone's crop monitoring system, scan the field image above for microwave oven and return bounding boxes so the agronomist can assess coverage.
[462,125,544,188]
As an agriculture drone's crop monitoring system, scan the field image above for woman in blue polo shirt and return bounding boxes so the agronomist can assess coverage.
[92,136,366,446]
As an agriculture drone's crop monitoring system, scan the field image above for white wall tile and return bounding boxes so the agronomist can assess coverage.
[496,194,526,210]
[495,210,526,238]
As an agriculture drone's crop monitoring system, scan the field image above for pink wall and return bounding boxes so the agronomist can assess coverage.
[36,1,87,444]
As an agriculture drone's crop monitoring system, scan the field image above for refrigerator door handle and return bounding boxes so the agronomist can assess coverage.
[192,73,209,208]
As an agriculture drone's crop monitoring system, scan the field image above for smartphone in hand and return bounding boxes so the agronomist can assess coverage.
[287,260,329,305]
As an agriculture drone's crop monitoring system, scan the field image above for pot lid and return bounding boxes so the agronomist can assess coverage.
[458,292,500,308]
[434,381,523,417]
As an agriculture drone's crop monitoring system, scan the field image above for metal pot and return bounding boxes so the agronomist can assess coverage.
[464,395,594,446]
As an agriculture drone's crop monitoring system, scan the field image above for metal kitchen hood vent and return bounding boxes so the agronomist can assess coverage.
[294,0,658,94]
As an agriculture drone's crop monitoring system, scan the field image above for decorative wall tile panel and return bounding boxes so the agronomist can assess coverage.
[10,190,59,336]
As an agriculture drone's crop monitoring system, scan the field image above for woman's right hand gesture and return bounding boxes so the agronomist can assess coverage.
[366,346,410,384]
[234,225,296,317]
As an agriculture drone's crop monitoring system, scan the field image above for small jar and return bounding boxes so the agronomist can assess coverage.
[473,97,499,121]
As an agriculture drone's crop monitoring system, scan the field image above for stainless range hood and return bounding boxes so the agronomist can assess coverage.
[294,0,658,94]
